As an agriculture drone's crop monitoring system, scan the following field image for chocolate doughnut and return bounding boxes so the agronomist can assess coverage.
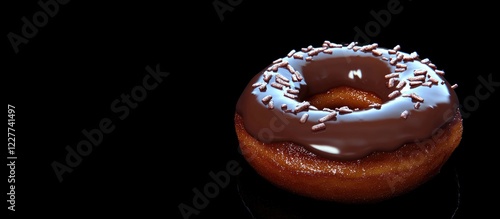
[235,41,463,202]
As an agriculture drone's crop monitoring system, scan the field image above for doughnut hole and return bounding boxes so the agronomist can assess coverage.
[306,86,383,110]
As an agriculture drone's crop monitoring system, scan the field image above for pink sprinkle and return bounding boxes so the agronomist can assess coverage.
[312,123,326,132]
[323,49,333,54]
[252,82,263,88]
[300,113,309,123]
[451,84,458,89]
[372,49,383,56]
[286,65,296,74]
[421,81,432,87]
[396,63,407,69]
[388,49,397,54]
[435,70,445,75]
[262,95,272,104]
[397,53,404,61]
[306,57,313,61]
[414,69,427,75]
[271,82,284,90]
[390,58,398,65]
[403,55,414,62]
[272,58,283,64]
[291,74,298,82]
[284,92,297,99]
[401,110,409,119]
[276,78,291,87]
[414,102,421,109]
[294,101,311,113]
[329,43,342,48]
[393,45,401,51]
[268,100,274,109]
[396,80,406,89]
[337,106,353,114]
[394,68,406,72]
[388,90,401,99]
[382,57,389,61]
[385,73,400,79]
[428,77,439,84]
[420,58,430,64]
[428,63,437,69]
[387,78,397,88]
[287,89,300,94]
[263,73,272,82]
[293,53,304,59]
[409,81,423,86]
[259,83,267,91]
[276,74,289,82]
[408,75,426,81]
[410,93,424,102]
[319,111,338,122]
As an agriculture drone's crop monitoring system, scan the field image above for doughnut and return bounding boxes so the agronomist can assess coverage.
[234,41,463,203]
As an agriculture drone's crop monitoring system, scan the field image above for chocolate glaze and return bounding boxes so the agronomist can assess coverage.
[236,43,459,160]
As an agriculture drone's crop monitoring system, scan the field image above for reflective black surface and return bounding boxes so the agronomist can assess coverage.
[5,0,496,218]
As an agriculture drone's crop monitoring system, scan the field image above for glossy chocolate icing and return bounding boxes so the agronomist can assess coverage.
[236,42,459,160]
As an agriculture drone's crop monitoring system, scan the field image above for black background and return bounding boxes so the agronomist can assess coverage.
[4,0,498,218]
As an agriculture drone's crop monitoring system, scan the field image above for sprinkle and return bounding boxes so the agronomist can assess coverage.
[414,69,427,75]
[428,63,437,69]
[259,83,267,92]
[322,108,334,112]
[287,89,300,94]
[397,53,404,61]
[387,78,397,88]
[300,113,309,123]
[428,77,439,84]
[388,90,401,99]
[390,58,398,65]
[263,73,272,82]
[409,81,423,86]
[451,84,458,89]
[410,52,419,59]
[435,70,445,75]
[268,100,274,109]
[408,75,426,81]
[276,74,289,82]
[277,60,289,67]
[252,82,263,88]
[353,46,361,52]
[272,58,283,64]
[396,80,406,89]
[271,82,284,90]
[402,93,411,97]
[286,65,296,74]
[369,103,382,109]
[337,106,353,114]
[276,78,291,87]
[307,45,313,51]
[293,53,303,59]
[372,49,383,56]
[420,58,430,64]
[441,81,445,85]
[403,55,414,61]
[329,43,342,48]
[347,42,357,49]
[371,43,379,49]
[382,57,389,61]
[388,49,397,54]
[306,57,313,61]
[259,83,267,91]
[395,68,406,72]
[421,81,432,87]
[301,48,309,52]
[291,74,298,82]
[414,102,421,109]
[294,101,311,113]
[281,104,287,110]
[393,45,401,51]
[271,65,278,72]
[319,111,338,122]
[261,95,272,104]
[312,123,326,132]
[309,105,318,110]
[396,63,407,69]
[308,49,319,56]
[323,49,333,54]
[401,110,409,119]
[295,71,303,81]
[410,93,424,102]
[385,73,400,79]
[284,92,297,99]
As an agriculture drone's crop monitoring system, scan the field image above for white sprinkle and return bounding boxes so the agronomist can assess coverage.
[388,90,401,99]
[312,123,326,132]
[319,111,338,122]
[401,110,409,119]
[300,113,309,123]
[451,84,458,89]
[287,49,296,58]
